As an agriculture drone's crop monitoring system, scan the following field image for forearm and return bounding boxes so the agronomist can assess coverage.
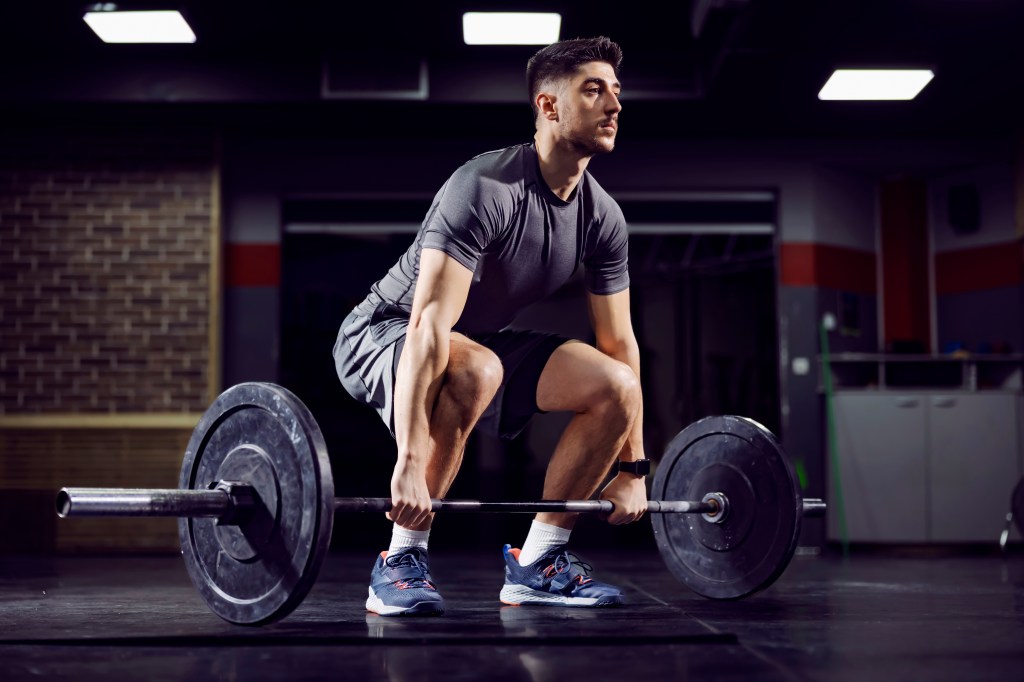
[393,319,449,467]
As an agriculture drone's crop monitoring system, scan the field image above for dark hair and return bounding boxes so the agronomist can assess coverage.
[526,36,623,117]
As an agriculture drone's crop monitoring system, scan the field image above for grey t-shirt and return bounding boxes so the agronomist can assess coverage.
[353,143,629,342]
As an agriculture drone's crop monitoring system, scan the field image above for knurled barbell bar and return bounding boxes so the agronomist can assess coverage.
[58,489,827,518]
[54,382,826,625]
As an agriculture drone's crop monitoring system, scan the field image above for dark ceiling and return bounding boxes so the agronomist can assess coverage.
[2,0,1023,138]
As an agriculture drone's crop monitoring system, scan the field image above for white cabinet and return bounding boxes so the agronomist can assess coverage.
[828,390,1022,543]
[829,393,928,542]
[929,393,1022,541]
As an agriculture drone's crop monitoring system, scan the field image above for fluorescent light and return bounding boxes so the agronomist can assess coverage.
[83,10,197,44]
[463,12,561,45]
[818,69,934,101]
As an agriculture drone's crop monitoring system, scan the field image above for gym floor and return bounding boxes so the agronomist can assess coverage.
[1,547,1022,681]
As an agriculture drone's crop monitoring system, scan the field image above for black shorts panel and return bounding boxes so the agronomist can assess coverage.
[392,329,570,441]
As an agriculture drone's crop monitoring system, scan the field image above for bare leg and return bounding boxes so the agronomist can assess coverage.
[403,333,502,531]
[533,341,641,530]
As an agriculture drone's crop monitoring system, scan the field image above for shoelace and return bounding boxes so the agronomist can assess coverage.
[385,552,435,590]
[543,551,594,586]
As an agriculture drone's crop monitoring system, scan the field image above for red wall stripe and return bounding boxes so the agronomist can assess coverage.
[779,243,877,294]
[934,240,1024,295]
[226,243,281,287]
[880,178,930,351]
[222,237,1024,294]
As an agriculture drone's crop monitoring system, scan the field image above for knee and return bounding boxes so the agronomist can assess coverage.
[591,362,640,425]
[447,347,503,411]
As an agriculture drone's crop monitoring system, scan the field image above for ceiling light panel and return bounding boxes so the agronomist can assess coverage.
[463,12,561,45]
[818,69,934,101]
[83,10,197,44]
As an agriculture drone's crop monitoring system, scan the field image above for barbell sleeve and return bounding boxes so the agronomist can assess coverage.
[802,498,827,517]
[56,487,233,519]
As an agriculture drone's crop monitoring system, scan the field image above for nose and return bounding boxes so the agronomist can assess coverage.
[606,91,622,114]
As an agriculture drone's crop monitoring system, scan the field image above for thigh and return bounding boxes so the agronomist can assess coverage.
[468,329,570,440]
[391,331,498,382]
[535,340,633,413]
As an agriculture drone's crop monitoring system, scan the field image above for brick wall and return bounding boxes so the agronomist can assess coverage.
[0,428,190,552]
[0,129,217,413]
[0,127,219,552]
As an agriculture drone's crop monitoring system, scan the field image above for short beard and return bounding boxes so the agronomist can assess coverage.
[566,130,616,157]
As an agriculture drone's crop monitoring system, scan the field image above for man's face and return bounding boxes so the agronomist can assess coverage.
[555,61,622,155]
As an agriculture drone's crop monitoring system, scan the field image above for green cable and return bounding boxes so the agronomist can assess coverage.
[820,320,849,557]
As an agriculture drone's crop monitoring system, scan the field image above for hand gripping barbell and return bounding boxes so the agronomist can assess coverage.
[56,382,826,625]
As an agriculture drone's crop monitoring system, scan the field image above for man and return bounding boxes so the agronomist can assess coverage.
[334,36,648,616]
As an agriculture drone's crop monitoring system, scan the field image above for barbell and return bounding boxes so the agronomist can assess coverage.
[55,382,826,625]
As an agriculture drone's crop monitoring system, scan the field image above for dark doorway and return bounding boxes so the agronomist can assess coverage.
[280,217,778,552]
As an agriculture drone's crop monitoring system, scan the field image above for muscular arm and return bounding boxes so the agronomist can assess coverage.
[389,248,473,529]
[588,288,649,523]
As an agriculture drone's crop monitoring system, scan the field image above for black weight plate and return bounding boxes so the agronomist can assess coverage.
[178,382,334,625]
[650,415,801,600]
[1013,477,1024,538]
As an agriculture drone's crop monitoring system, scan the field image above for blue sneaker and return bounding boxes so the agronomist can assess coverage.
[366,547,445,616]
[499,544,624,607]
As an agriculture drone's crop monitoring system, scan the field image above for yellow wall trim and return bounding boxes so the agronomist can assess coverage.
[0,414,202,429]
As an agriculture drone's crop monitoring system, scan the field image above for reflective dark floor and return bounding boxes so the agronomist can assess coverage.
[2,547,1023,681]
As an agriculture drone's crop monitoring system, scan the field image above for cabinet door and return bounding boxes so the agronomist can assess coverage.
[829,393,929,542]
[928,393,1022,541]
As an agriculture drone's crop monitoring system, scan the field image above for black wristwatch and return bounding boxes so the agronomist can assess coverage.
[617,459,650,477]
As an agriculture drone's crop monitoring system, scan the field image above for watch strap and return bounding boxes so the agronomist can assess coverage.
[617,459,651,476]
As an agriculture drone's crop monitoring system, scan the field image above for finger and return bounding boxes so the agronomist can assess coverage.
[387,498,405,524]
[392,503,412,528]
[409,507,430,528]
[410,502,431,527]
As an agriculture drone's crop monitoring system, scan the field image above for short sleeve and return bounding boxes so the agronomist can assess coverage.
[584,203,630,295]
[420,166,506,272]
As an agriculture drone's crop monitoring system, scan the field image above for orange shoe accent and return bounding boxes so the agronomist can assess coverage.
[500,599,521,606]
[380,551,388,560]
[508,547,521,561]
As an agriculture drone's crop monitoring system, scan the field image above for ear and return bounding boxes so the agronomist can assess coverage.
[536,91,558,121]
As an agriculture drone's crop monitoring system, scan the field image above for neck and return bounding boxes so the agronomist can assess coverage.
[534,132,590,201]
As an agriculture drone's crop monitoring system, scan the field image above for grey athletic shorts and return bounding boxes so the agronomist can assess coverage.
[333,308,568,441]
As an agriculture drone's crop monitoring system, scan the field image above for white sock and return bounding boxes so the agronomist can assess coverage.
[518,520,571,566]
[387,525,430,556]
